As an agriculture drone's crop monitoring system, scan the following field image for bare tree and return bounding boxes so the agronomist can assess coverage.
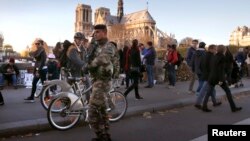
[179,37,193,48]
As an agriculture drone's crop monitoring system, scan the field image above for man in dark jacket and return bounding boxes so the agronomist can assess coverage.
[202,45,242,112]
[0,58,20,89]
[186,39,198,93]
[143,41,156,88]
[191,42,206,95]
[194,45,221,109]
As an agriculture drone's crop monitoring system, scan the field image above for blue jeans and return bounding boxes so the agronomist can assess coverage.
[0,73,17,86]
[167,64,176,86]
[196,75,204,95]
[195,81,216,105]
[146,65,154,86]
[203,82,236,110]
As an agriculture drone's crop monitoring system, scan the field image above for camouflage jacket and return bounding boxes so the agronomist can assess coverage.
[88,39,119,81]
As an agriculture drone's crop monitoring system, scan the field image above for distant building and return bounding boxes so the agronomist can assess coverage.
[0,33,3,49]
[229,26,250,46]
[75,0,173,48]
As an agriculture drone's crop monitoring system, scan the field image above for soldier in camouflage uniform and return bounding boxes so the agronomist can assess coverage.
[88,24,119,141]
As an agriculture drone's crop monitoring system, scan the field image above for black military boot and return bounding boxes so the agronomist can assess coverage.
[102,134,112,141]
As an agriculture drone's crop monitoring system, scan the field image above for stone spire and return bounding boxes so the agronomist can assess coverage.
[117,0,124,23]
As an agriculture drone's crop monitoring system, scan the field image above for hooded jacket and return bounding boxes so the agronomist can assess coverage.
[191,48,206,75]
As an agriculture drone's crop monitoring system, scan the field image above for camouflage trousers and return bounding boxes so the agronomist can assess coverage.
[88,80,111,137]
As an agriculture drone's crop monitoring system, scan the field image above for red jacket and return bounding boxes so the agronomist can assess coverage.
[167,50,178,64]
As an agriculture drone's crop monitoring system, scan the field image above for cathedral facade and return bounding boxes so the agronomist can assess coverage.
[229,26,250,46]
[75,0,172,48]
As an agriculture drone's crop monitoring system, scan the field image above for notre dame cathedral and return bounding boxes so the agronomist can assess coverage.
[75,0,173,47]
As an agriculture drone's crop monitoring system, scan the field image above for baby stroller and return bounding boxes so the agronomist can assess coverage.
[231,60,244,88]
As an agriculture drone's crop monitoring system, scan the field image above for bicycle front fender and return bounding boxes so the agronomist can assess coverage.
[55,92,83,110]
[44,80,72,92]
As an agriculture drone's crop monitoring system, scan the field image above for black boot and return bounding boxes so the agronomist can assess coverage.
[202,106,212,112]
[101,134,112,141]
[232,107,242,112]
[0,92,4,106]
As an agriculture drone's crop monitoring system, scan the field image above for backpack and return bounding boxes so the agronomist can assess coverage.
[175,51,184,67]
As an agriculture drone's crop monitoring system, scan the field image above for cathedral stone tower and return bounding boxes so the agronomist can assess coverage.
[75,4,92,37]
[117,0,124,23]
[94,7,111,25]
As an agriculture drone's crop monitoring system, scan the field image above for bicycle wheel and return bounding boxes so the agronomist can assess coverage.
[108,90,127,122]
[47,96,81,131]
[40,84,63,111]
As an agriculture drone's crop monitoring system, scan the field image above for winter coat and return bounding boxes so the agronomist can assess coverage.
[200,52,214,81]
[144,47,156,66]
[66,45,86,77]
[191,48,206,76]
[208,52,226,86]
[29,47,47,74]
[167,50,178,64]
[186,46,196,67]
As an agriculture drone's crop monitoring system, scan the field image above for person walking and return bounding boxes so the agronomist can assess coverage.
[24,39,47,102]
[123,39,143,99]
[191,42,206,95]
[202,45,242,112]
[194,44,221,109]
[143,41,156,88]
[87,24,119,141]
[186,39,198,93]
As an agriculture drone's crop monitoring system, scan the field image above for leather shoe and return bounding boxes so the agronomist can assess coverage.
[232,107,242,112]
[135,96,143,100]
[202,107,212,112]
[145,85,153,88]
[213,102,222,107]
[194,104,202,109]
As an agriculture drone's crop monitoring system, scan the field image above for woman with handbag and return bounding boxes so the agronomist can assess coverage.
[123,39,143,100]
